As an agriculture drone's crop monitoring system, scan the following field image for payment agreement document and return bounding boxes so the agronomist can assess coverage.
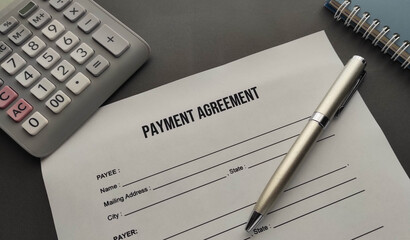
[42,31,410,240]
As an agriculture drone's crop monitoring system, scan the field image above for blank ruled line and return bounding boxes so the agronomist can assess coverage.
[284,165,347,192]
[122,116,309,187]
[203,222,247,240]
[248,134,335,170]
[124,176,226,216]
[153,134,299,190]
[164,203,255,240]
[317,134,335,142]
[351,226,384,240]
[164,177,358,239]
[268,177,357,215]
[248,153,286,169]
[274,190,365,228]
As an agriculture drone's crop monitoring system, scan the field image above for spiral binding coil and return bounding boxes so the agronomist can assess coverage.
[401,55,410,69]
[372,26,390,46]
[363,19,379,40]
[381,34,399,54]
[392,41,409,61]
[353,12,370,33]
[344,5,360,27]
[333,0,410,69]
[334,0,350,21]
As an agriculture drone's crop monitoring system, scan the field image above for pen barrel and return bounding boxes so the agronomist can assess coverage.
[315,55,366,119]
[254,121,323,215]
[251,55,366,219]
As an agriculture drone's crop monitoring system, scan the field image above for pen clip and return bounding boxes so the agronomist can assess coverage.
[335,70,367,117]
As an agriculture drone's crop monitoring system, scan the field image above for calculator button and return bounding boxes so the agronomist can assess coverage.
[22,36,46,58]
[16,65,41,87]
[22,111,48,136]
[8,25,32,46]
[46,90,71,113]
[28,9,52,29]
[71,43,94,64]
[51,60,75,82]
[92,24,129,57]
[1,53,26,75]
[31,78,55,100]
[56,31,79,52]
[19,1,38,18]
[63,2,86,22]
[0,41,13,62]
[42,20,65,41]
[37,48,61,69]
[49,0,72,11]
[0,16,19,34]
[7,98,33,122]
[78,13,100,34]
[86,55,109,77]
[0,86,18,109]
[66,72,90,95]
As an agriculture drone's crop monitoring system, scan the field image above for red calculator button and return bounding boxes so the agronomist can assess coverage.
[0,86,18,109]
[7,98,33,122]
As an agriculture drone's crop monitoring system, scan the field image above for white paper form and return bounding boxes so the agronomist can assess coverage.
[42,31,410,240]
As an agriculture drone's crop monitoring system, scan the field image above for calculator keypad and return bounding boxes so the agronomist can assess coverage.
[7,98,33,122]
[49,0,72,12]
[45,90,71,113]
[0,41,12,62]
[30,77,55,100]
[37,47,61,69]
[51,60,75,82]
[71,42,94,64]
[66,72,90,95]
[42,19,65,40]
[22,36,46,57]
[8,25,32,46]
[15,65,41,87]
[63,2,86,22]
[2,53,27,75]
[22,111,48,135]
[0,86,18,109]
[56,31,79,52]
[0,17,19,34]
[0,0,147,157]
[28,9,51,29]
[78,13,100,34]
[86,55,109,77]
[92,25,129,57]
[0,0,117,134]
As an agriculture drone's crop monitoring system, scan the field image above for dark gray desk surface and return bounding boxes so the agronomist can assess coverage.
[1,0,409,239]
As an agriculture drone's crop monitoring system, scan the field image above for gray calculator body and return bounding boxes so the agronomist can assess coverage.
[0,0,150,157]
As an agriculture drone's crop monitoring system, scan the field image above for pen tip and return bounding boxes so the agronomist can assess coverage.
[245,211,263,232]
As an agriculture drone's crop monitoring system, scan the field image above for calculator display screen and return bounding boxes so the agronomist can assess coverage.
[0,0,15,11]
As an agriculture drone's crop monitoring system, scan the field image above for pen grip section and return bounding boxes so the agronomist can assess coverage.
[254,120,323,215]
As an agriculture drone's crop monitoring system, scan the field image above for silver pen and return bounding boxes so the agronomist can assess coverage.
[245,55,367,232]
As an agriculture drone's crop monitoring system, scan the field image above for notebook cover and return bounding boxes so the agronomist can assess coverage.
[325,0,409,48]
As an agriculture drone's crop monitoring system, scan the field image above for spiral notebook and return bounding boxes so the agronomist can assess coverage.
[325,0,410,70]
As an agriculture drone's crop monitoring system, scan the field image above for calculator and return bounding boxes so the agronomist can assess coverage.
[0,0,150,157]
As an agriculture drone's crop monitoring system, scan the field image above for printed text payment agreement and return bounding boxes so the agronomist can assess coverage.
[42,31,410,240]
